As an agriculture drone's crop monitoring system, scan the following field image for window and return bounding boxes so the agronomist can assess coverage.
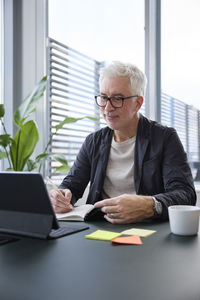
[161,0,200,110]
[0,0,3,107]
[49,0,145,68]
[48,0,145,178]
[47,38,101,177]
[0,0,3,170]
[161,0,200,180]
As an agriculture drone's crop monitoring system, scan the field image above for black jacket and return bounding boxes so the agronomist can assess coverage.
[60,114,196,220]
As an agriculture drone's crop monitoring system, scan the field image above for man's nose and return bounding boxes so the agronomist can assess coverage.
[104,99,115,111]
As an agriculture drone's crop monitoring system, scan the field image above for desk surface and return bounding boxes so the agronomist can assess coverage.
[0,220,200,300]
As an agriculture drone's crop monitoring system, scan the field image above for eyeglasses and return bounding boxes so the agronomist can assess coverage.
[95,95,139,108]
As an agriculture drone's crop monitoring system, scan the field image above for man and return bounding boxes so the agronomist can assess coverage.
[50,61,196,224]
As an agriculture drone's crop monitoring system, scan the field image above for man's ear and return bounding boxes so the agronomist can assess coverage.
[136,96,143,111]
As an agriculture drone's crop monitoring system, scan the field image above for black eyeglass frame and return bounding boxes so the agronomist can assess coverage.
[95,95,139,108]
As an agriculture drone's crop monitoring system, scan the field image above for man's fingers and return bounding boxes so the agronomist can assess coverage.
[63,189,72,201]
[94,198,118,208]
[107,212,122,219]
[100,205,120,214]
[49,189,73,213]
[50,190,67,206]
[54,204,73,214]
[104,214,123,224]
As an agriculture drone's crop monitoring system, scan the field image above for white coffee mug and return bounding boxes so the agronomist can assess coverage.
[168,205,200,236]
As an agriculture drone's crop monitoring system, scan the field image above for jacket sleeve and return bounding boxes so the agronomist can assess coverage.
[59,135,92,204]
[153,128,196,220]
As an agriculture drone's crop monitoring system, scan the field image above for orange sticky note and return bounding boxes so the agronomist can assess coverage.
[111,235,143,245]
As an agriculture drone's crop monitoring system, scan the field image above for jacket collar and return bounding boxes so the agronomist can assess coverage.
[134,114,150,193]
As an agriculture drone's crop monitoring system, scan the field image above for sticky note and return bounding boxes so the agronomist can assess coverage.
[112,235,143,245]
[85,230,122,241]
[121,228,156,237]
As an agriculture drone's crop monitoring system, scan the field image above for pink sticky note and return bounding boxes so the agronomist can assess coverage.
[111,235,143,245]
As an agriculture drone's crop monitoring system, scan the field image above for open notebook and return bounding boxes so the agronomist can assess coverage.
[56,204,105,221]
[0,172,89,239]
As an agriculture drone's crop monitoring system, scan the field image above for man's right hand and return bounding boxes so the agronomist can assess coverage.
[49,188,74,213]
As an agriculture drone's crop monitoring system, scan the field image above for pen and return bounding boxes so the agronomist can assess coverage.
[46,177,73,209]
[47,176,60,191]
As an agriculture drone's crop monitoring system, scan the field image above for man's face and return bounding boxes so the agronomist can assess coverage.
[100,76,142,131]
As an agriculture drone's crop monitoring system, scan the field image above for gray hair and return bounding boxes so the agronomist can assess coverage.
[99,61,147,97]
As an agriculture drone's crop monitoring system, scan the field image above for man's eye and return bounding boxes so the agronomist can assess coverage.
[101,96,107,100]
[113,97,122,101]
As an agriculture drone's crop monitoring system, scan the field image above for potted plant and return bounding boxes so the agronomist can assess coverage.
[0,76,97,175]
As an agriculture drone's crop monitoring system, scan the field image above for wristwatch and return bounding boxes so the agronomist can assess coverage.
[152,197,162,216]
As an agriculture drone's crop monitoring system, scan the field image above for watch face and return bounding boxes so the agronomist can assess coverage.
[156,201,162,215]
[154,199,162,216]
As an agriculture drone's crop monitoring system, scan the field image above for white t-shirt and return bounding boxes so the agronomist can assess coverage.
[102,136,136,199]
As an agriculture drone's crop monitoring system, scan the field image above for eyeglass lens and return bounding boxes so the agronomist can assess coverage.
[96,96,123,108]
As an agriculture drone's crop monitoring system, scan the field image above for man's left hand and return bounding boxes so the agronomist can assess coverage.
[94,194,154,224]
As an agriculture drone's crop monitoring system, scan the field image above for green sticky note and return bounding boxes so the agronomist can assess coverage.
[121,228,156,237]
[85,230,122,241]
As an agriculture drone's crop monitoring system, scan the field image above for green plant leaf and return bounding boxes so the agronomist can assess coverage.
[14,76,47,127]
[0,134,11,147]
[25,159,38,171]
[0,149,7,160]
[53,154,70,173]
[51,154,69,165]
[35,152,70,172]
[55,116,97,132]
[10,120,39,171]
[55,165,71,173]
[35,152,50,163]
[0,104,5,118]
[36,152,69,164]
